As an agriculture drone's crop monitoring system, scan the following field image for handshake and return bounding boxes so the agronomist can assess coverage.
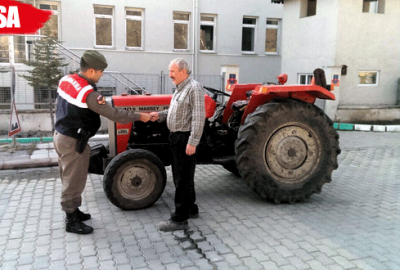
[139,112,160,123]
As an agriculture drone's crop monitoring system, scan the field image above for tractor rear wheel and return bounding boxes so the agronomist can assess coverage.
[103,149,166,210]
[235,99,340,203]
[222,162,241,177]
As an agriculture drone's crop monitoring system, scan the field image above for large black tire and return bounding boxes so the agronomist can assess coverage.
[235,99,340,203]
[103,149,166,210]
[222,163,241,177]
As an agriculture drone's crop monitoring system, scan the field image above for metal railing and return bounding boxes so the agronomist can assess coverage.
[0,35,224,111]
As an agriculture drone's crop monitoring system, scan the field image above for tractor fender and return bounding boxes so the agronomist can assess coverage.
[241,84,336,124]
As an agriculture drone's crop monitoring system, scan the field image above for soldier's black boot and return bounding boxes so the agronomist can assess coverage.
[66,210,93,234]
[75,208,91,221]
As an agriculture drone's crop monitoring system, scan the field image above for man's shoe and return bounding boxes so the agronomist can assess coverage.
[157,219,188,232]
[171,211,199,219]
[66,211,93,234]
[75,208,91,221]
[189,211,199,219]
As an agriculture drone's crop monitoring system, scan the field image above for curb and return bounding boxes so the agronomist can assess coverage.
[0,158,58,170]
[333,123,400,132]
[0,134,109,144]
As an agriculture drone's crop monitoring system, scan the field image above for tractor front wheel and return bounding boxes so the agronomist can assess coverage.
[235,99,340,203]
[103,149,166,210]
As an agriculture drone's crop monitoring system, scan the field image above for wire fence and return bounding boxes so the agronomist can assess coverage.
[0,69,223,112]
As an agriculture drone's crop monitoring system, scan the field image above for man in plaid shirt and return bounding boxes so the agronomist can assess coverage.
[150,58,205,231]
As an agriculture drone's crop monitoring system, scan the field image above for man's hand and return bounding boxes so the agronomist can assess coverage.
[140,113,151,122]
[186,144,196,156]
[150,112,159,122]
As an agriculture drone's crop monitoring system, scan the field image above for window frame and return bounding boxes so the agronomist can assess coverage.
[173,11,191,52]
[0,86,11,110]
[38,1,61,41]
[241,16,258,54]
[94,5,115,49]
[265,18,280,55]
[199,14,217,53]
[358,71,379,86]
[300,0,317,18]
[362,0,385,14]
[125,8,144,50]
[0,36,29,65]
[298,73,313,85]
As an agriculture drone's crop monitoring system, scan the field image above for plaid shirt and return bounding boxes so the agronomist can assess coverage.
[159,76,205,146]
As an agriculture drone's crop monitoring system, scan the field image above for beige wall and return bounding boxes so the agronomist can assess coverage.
[281,0,339,84]
[336,0,400,106]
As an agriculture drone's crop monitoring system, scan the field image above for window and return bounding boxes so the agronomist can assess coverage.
[13,36,26,64]
[98,87,116,97]
[242,17,257,52]
[301,0,317,18]
[200,14,216,52]
[39,3,60,40]
[0,3,59,65]
[0,87,11,110]
[298,74,313,84]
[173,12,190,50]
[265,19,279,54]
[0,36,27,64]
[363,0,385,14]
[358,71,378,86]
[0,36,10,63]
[94,6,114,47]
[34,87,57,109]
[126,8,144,49]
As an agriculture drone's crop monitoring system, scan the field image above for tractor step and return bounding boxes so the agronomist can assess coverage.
[212,155,235,164]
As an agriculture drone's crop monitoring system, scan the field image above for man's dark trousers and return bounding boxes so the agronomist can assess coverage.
[169,132,198,222]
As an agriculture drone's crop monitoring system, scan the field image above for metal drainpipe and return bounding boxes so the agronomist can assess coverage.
[192,0,198,77]
[397,78,400,105]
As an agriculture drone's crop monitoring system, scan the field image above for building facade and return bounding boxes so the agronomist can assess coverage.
[281,0,400,123]
[0,0,284,110]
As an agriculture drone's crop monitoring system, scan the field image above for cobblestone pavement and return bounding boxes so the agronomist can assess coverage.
[0,131,399,270]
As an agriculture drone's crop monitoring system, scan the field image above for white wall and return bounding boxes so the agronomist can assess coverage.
[336,0,400,106]
[59,0,283,83]
[281,0,339,84]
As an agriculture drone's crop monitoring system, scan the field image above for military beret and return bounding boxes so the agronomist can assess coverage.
[82,50,108,70]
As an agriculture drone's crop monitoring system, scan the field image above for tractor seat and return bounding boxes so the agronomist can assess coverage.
[313,68,331,90]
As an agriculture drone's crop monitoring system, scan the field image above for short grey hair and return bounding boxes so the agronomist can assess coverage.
[170,58,191,75]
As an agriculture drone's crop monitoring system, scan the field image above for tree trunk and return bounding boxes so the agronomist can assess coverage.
[48,88,55,132]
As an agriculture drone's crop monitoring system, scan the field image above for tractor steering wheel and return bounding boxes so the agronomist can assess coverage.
[203,86,231,97]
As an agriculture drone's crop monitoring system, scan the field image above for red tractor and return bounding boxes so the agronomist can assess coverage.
[89,69,340,209]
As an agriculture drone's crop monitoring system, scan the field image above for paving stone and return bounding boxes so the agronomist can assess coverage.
[116,264,132,270]
[194,258,214,269]
[176,255,195,268]
[16,264,34,270]
[241,257,264,270]
[81,256,99,269]
[33,256,50,269]
[159,251,176,264]
[147,260,166,270]
[165,263,182,270]
[249,249,269,262]
[99,260,116,270]
[125,245,141,257]
[49,259,67,270]
[260,261,280,270]
[81,245,96,257]
[1,261,18,270]
[67,264,84,270]
[131,256,147,269]
[66,252,82,265]
[2,133,400,269]
[17,252,35,265]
